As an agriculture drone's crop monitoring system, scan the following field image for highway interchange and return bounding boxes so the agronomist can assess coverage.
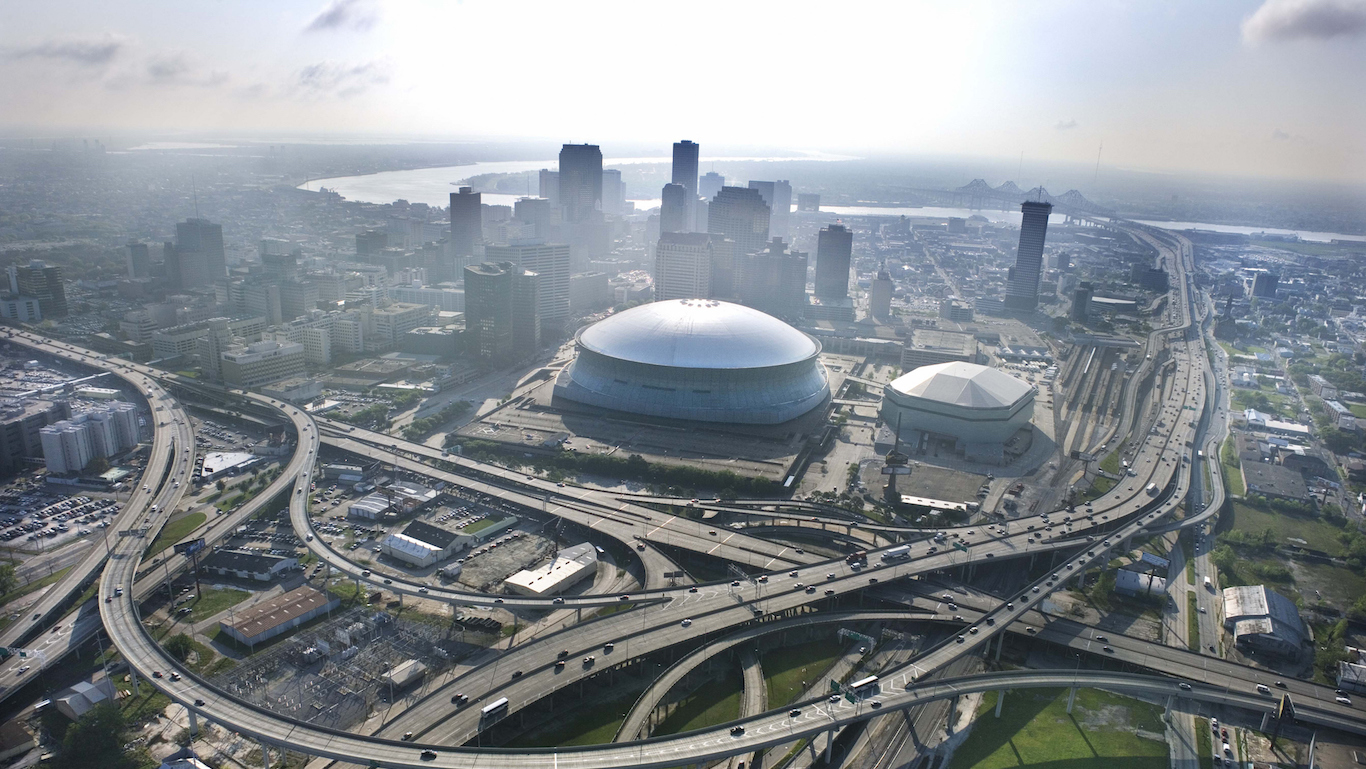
[0,220,1357,768]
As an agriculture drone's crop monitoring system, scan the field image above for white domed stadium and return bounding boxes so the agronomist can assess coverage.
[880,361,1035,464]
[554,299,829,424]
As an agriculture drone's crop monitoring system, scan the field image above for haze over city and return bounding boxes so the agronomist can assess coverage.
[0,3,1365,769]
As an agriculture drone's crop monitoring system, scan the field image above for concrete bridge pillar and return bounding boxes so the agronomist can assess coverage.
[129,667,139,691]
[947,695,958,733]
[187,707,198,736]
[995,635,1004,662]
[995,690,1005,718]
[1066,687,1077,715]
[825,729,835,762]
[259,742,271,769]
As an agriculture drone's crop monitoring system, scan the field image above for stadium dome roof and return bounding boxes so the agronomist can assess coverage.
[887,362,1033,409]
[577,299,820,370]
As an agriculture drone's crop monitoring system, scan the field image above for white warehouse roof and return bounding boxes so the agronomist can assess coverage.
[577,299,819,370]
[887,361,1033,409]
[505,542,598,597]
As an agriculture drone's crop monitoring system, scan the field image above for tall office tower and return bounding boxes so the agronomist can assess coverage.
[356,229,388,256]
[694,199,709,233]
[484,240,571,337]
[126,241,150,279]
[699,172,725,202]
[9,261,67,318]
[870,263,893,321]
[515,197,554,230]
[1252,272,1279,299]
[538,169,560,206]
[707,186,770,262]
[601,170,624,216]
[1003,201,1053,311]
[797,193,820,212]
[1071,281,1093,321]
[747,181,792,240]
[176,218,226,281]
[654,232,716,301]
[660,183,689,234]
[672,140,699,200]
[736,238,808,320]
[464,262,540,366]
[814,224,853,299]
[558,144,603,223]
[450,187,483,260]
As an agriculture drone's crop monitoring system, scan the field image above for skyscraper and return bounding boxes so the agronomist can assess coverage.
[356,229,388,256]
[747,181,792,240]
[558,144,603,223]
[660,183,688,234]
[1003,201,1053,311]
[176,218,226,282]
[870,264,893,321]
[601,169,623,216]
[672,140,699,201]
[736,238,808,320]
[9,260,67,317]
[654,232,715,301]
[699,172,725,202]
[485,240,571,337]
[465,262,541,366]
[1071,281,1093,321]
[126,241,150,279]
[538,169,560,206]
[1252,272,1279,299]
[450,187,482,260]
[814,224,853,299]
[707,186,770,261]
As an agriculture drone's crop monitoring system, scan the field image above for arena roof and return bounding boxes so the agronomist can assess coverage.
[886,362,1032,409]
[577,299,819,370]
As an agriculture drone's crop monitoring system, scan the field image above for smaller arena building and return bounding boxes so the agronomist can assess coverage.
[880,361,1035,465]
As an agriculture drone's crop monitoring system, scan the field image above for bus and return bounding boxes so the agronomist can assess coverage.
[850,676,880,699]
[479,697,509,730]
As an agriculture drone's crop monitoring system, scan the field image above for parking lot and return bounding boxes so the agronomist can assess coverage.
[0,486,119,548]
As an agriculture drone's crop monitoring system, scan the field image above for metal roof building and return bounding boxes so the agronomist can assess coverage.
[554,299,829,424]
[1222,585,1306,658]
[880,362,1035,465]
[505,542,598,597]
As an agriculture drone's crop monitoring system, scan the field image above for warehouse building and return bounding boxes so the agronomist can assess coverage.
[505,542,598,597]
[200,549,298,582]
[219,585,339,647]
[1222,585,1307,658]
[381,520,462,568]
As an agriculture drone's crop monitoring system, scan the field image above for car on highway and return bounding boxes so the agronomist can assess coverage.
[402,732,414,741]
[420,750,437,761]
[789,708,801,717]
[1178,683,1192,691]
[511,670,523,679]
[681,619,692,628]
[1337,695,1353,706]
[730,726,745,736]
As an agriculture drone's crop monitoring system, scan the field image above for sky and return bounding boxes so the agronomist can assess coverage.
[1,0,1364,183]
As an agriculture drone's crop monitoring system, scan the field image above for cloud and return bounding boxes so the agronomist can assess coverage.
[305,0,378,32]
[295,60,390,98]
[145,54,228,87]
[1242,0,1366,43]
[10,35,124,66]
[1271,128,1308,142]
[1054,119,1078,131]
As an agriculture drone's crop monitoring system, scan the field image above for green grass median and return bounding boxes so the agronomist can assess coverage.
[1187,592,1200,651]
[147,511,206,555]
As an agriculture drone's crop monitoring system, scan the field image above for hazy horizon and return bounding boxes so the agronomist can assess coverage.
[3,0,1364,184]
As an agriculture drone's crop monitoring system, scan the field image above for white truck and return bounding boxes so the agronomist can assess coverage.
[881,545,912,562]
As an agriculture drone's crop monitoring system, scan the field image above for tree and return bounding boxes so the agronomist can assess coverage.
[164,633,195,662]
[215,479,226,492]
[84,456,110,476]
[57,703,138,769]
[0,563,15,596]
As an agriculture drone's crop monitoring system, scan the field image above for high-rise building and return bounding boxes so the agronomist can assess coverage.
[220,340,307,388]
[450,187,482,260]
[464,262,541,366]
[797,193,820,212]
[601,169,623,216]
[654,232,716,301]
[747,181,792,240]
[538,169,560,206]
[699,172,725,203]
[1003,201,1052,311]
[9,261,67,317]
[176,218,226,283]
[814,224,853,299]
[485,240,571,336]
[672,141,699,201]
[1252,272,1279,299]
[356,229,388,256]
[707,187,770,262]
[660,183,688,234]
[870,264,894,321]
[1071,281,1093,321]
[39,402,139,474]
[558,144,602,223]
[514,197,555,237]
[736,238,808,320]
[126,241,151,278]
[0,399,70,475]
